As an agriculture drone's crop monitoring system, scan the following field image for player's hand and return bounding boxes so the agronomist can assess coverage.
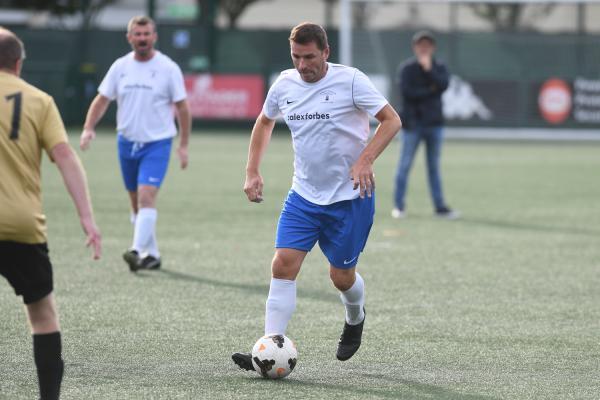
[177,146,189,169]
[244,171,264,203]
[350,158,375,199]
[80,128,96,151]
[80,216,101,260]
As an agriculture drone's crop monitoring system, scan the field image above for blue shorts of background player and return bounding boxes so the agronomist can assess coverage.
[117,134,172,191]
[275,190,375,269]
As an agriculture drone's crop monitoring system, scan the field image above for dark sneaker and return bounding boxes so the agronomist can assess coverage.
[336,308,366,361]
[140,255,161,270]
[123,249,141,272]
[435,206,461,220]
[231,352,255,371]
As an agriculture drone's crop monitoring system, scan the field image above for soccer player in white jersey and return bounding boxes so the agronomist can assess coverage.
[232,23,401,371]
[79,16,191,271]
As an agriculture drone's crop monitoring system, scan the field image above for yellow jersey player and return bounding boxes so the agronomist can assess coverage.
[0,27,101,400]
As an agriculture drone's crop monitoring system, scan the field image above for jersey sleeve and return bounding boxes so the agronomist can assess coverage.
[352,69,389,117]
[170,63,187,103]
[98,60,119,100]
[261,79,281,120]
[40,96,68,155]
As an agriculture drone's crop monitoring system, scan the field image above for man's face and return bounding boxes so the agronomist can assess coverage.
[127,24,157,57]
[290,41,329,83]
[413,39,435,59]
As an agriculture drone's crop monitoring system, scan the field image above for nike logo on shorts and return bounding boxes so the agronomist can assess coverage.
[148,177,160,183]
[343,256,358,265]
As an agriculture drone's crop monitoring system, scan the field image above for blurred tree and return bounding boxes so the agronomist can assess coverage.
[467,3,556,31]
[0,0,116,28]
[352,1,371,29]
[323,0,337,28]
[217,0,265,29]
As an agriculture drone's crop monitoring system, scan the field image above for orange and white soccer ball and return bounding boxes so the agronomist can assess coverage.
[251,335,298,379]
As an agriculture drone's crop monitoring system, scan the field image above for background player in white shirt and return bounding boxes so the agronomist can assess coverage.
[232,23,401,371]
[79,16,191,271]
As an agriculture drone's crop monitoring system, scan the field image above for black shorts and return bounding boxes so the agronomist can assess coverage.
[0,241,53,304]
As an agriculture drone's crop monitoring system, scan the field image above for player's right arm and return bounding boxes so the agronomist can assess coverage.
[80,94,111,151]
[244,112,275,203]
[51,143,102,259]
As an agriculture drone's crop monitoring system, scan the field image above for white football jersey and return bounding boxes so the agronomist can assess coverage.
[263,63,388,205]
[99,51,187,143]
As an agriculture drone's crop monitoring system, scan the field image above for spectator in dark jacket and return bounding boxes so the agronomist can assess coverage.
[392,30,459,219]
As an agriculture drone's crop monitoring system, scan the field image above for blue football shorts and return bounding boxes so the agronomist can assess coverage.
[117,134,173,192]
[275,190,375,269]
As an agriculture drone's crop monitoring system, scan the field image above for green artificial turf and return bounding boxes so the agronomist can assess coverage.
[1,131,598,399]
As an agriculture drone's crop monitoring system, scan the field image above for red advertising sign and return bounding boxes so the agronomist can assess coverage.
[538,78,572,124]
[184,74,264,119]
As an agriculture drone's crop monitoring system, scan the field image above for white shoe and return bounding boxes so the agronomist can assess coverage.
[391,208,406,219]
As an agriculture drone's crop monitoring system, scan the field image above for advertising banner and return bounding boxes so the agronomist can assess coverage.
[443,75,600,129]
[184,74,264,119]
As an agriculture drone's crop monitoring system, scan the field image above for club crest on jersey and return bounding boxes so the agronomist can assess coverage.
[320,90,335,103]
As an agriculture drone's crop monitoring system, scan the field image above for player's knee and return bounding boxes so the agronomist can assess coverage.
[26,298,59,334]
[137,189,157,208]
[271,253,298,280]
[330,268,355,292]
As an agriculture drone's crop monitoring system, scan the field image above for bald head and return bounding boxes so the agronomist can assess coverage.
[0,27,25,72]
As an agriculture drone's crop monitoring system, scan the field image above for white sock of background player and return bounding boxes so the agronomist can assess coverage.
[132,208,156,255]
[131,210,160,258]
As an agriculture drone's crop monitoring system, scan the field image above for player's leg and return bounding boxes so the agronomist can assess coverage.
[232,191,319,372]
[232,250,308,372]
[128,191,138,222]
[330,266,365,324]
[118,135,144,271]
[127,191,159,268]
[0,242,63,400]
[393,129,421,218]
[266,248,307,335]
[132,184,159,259]
[132,139,172,270]
[329,265,367,359]
[26,293,63,400]
[319,194,374,361]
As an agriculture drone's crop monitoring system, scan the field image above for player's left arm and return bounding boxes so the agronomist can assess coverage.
[351,104,402,198]
[51,143,102,260]
[174,99,191,170]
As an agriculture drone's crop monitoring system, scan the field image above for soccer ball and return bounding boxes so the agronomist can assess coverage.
[251,334,298,379]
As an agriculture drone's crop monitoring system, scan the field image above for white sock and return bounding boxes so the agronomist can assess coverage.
[130,212,137,225]
[265,278,296,336]
[132,208,157,254]
[146,231,160,259]
[340,272,365,325]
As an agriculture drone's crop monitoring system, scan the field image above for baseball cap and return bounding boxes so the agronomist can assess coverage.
[412,30,436,45]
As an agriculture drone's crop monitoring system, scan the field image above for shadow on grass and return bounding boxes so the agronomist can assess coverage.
[152,269,337,303]
[406,214,599,237]
[233,374,498,400]
[458,216,600,237]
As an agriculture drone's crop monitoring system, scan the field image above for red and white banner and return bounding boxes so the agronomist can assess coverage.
[538,78,572,125]
[184,74,264,119]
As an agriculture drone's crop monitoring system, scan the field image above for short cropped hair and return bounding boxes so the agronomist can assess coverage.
[127,16,156,33]
[0,27,25,70]
[289,22,329,51]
